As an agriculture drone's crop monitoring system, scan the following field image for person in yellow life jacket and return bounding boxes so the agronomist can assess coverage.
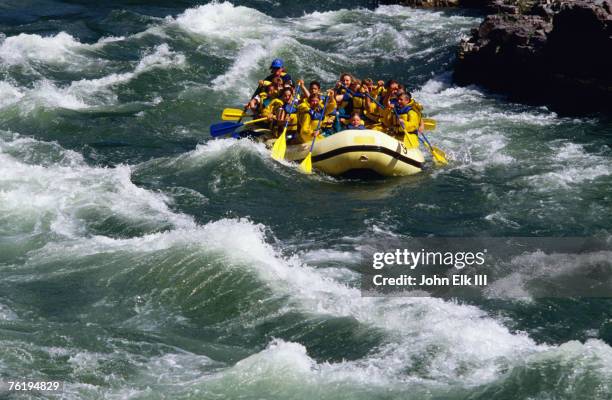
[394,88,425,130]
[336,79,366,125]
[296,90,336,144]
[260,86,285,132]
[363,78,377,95]
[257,83,281,117]
[361,83,385,128]
[366,79,402,131]
[334,73,352,96]
[381,79,400,106]
[346,112,366,130]
[384,92,420,141]
[268,87,300,140]
[246,82,278,117]
[264,58,293,87]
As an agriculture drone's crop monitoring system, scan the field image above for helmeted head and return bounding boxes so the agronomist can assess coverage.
[270,58,284,74]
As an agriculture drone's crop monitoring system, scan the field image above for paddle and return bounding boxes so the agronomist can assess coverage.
[222,108,250,121]
[423,118,436,131]
[271,86,301,161]
[419,133,448,165]
[299,94,330,174]
[236,80,273,123]
[210,117,267,137]
[391,106,419,149]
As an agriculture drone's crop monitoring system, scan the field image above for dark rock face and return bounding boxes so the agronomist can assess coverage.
[381,0,492,8]
[454,0,612,113]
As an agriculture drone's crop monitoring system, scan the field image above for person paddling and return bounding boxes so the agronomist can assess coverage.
[297,90,336,143]
[269,87,300,141]
[385,92,419,141]
[264,58,293,87]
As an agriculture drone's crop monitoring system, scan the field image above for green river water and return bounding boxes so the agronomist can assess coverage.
[1,1,612,399]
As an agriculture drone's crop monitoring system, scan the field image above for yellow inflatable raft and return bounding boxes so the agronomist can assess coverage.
[265,129,425,177]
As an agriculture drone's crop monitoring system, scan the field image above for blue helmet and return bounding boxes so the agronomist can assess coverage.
[270,58,284,69]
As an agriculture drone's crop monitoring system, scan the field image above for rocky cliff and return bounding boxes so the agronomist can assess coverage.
[386,0,612,113]
[454,0,612,113]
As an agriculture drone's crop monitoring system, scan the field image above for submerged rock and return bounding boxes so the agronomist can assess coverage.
[454,0,612,113]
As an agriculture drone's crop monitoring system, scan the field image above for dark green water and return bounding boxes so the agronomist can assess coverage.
[1,1,612,399]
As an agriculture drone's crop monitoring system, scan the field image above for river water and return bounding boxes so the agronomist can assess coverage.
[1,1,612,399]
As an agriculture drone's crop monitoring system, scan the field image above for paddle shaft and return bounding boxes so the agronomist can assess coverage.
[307,95,330,153]
[279,85,302,140]
[341,83,385,110]
[244,117,268,126]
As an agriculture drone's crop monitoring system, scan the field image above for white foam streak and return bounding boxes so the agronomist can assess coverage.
[0,31,124,67]
[0,32,85,65]
[0,81,25,108]
[0,136,193,241]
[0,303,18,321]
[2,44,184,111]
[173,2,274,39]
[527,142,612,189]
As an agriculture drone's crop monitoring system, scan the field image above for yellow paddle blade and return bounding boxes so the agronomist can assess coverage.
[271,130,287,160]
[299,152,313,174]
[403,133,419,149]
[222,108,248,121]
[423,118,436,131]
[431,146,448,165]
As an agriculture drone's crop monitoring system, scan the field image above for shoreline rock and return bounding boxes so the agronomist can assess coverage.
[380,0,498,9]
[455,0,612,114]
[386,0,612,114]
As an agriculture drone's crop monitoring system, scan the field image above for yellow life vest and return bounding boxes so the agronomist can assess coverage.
[296,98,336,144]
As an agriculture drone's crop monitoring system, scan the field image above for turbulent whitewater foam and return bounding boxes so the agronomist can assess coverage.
[526,142,612,189]
[0,31,123,68]
[0,81,25,108]
[172,2,276,40]
[2,3,612,398]
[0,32,88,66]
[485,249,612,300]
[0,129,545,385]
[0,303,18,321]
[0,44,185,111]
[0,134,193,245]
[165,2,478,98]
